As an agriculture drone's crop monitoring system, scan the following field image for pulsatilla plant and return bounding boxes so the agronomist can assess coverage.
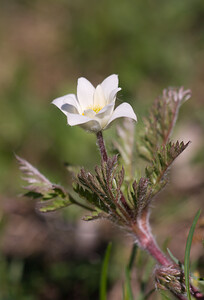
[17,75,203,300]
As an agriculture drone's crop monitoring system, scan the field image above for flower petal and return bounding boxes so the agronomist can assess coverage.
[109,87,121,103]
[77,77,95,110]
[93,85,106,107]
[80,120,102,132]
[96,102,115,117]
[95,102,115,129]
[67,112,101,132]
[83,109,96,118]
[52,94,80,115]
[106,102,137,127]
[101,74,119,100]
[67,112,91,126]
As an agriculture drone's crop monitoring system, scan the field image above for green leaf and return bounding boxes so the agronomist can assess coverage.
[75,156,129,225]
[123,244,137,300]
[38,197,72,212]
[167,248,182,266]
[83,211,105,221]
[128,244,137,271]
[137,87,191,162]
[74,183,110,212]
[99,242,112,300]
[124,267,134,300]
[184,209,201,300]
[143,141,190,203]
[17,155,73,212]
[24,191,43,199]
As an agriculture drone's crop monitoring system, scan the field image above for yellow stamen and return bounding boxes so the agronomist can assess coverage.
[82,105,103,115]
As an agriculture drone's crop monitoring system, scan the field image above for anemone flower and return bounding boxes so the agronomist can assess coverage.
[52,74,137,133]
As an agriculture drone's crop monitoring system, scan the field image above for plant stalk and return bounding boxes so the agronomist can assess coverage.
[190,285,204,299]
[132,224,171,267]
[131,211,204,300]
[96,131,108,162]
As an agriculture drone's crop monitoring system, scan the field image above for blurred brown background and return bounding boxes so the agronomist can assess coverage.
[0,0,203,299]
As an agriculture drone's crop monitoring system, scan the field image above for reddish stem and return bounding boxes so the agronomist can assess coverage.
[132,221,171,267]
[96,131,108,162]
[131,211,204,300]
[191,285,204,300]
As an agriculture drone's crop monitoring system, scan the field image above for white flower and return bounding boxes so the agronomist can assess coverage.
[52,74,137,133]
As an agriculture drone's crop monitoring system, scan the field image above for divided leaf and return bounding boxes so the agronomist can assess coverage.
[73,139,190,225]
[83,211,107,221]
[127,177,153,218]
[37,197,72,213]
[16,155,53,194]
[74,156,132,225]
[16,155,72,212]
[138,87,191,162]
[145,141,190,191]
[125,140,190,219]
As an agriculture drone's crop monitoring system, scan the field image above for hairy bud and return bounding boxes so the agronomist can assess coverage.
[155,265,186,295]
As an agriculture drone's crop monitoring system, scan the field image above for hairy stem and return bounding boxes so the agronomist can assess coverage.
[132,225,188,300]
[132,223,171,266]
[132,213,204,300]
[96,131,108,162]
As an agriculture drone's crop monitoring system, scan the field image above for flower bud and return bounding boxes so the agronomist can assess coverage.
[154,265,186,295]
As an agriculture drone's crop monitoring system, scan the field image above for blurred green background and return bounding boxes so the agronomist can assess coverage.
[0,0,204,299]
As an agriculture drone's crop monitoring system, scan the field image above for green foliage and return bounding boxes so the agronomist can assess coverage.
[16,156,72,212]
[123,244,137,300]
[99,243,112,300]
[37,197,72,213]
[137,257,155,300]
[75,156,130,225]
[138,87,191,162]
[167,248,181,266]
[145,141,190,188]
[127,177,153,218]
[127,244,138,271]
[123,267,134,300]
[184,209,201,300]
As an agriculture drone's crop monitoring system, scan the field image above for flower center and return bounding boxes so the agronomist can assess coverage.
[82,105,103,115]
[91,105,103,113]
